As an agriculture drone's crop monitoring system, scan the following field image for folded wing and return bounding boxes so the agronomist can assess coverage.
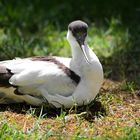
[0,57,80,103]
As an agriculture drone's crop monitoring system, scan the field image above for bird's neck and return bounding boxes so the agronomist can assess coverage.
[70,43,103,95]
[71,44,90,63]
[70,42,102,78]
[70,43,98,64]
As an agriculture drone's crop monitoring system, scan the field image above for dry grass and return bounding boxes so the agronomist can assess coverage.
[0,79,140,139]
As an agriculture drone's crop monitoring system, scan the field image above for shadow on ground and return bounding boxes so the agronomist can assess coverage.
[0,100,106,122]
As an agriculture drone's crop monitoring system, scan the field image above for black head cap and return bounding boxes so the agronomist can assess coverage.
[68,20,88,34]
[68,21,90,63]
[68,20,88,45]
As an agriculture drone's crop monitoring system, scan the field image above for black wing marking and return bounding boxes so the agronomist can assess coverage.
[0,66,13,87]
[31,56,81,84]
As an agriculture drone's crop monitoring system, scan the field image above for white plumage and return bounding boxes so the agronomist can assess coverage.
[0,20,103,108]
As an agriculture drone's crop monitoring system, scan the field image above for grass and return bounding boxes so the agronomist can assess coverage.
[0,17,140,140]
[0,17,130,57]
[0,80,139,140]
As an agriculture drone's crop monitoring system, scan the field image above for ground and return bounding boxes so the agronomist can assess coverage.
[0,79,140,139]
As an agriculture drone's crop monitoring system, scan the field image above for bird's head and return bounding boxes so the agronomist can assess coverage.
[67,20,90,63]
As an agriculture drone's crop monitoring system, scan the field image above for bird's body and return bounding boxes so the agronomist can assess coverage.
[0,20,103,108]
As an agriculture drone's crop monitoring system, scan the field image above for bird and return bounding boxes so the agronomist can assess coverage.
[0,20,103,108]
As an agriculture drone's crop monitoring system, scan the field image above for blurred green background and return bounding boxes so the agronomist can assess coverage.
[0,0,140,84]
